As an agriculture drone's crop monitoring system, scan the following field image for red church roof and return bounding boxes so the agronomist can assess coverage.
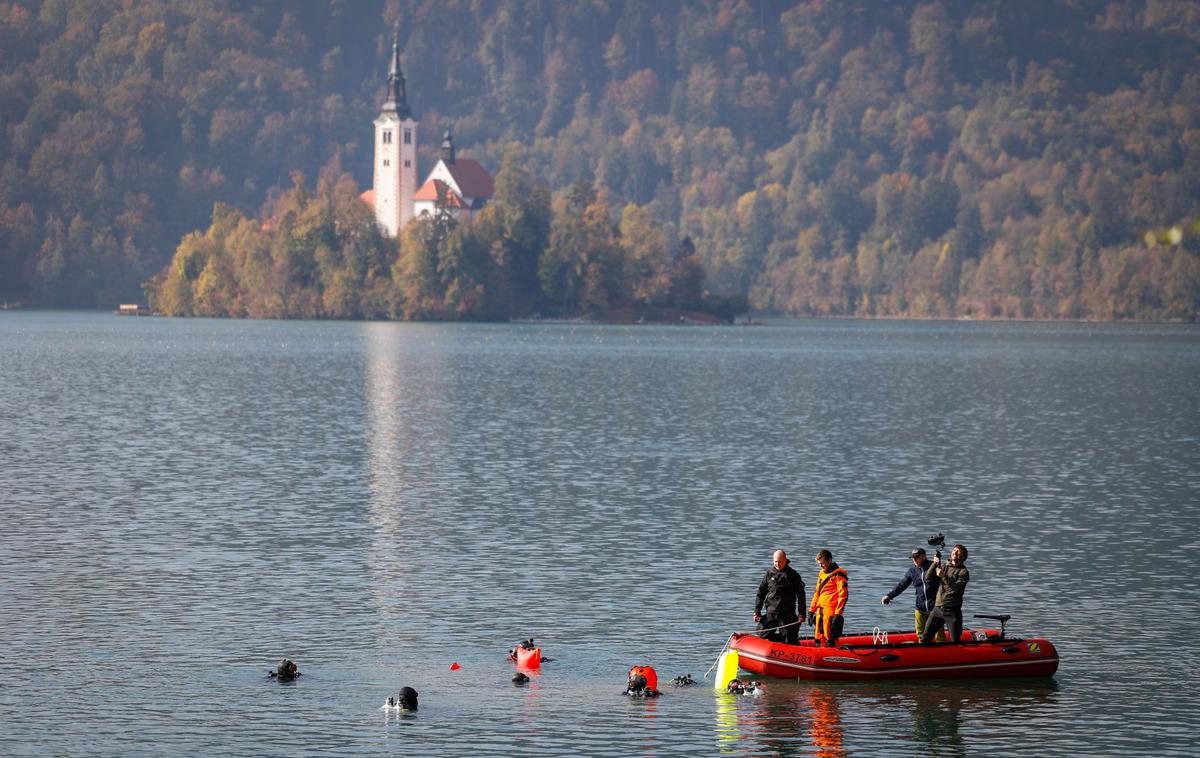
[413,179,451,201]
[359,188,375,210]
[414,179,470,209]
[444,159,494,198]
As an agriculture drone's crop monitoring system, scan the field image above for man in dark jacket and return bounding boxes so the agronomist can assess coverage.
[881,547,945,641]
[754,549,806,644]
[920,544,970,644]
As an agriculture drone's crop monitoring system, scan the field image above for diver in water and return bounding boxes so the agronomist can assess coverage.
[507,638,552,664]
[507,638,536,661]
[727,678,765,696]
[623,672,661,698]
[268,659,300,681]
[385,687,419,711]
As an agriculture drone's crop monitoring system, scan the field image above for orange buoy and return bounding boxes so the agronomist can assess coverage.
[450,662,461,671]
[628,665,658,691]
[515,646,541,669]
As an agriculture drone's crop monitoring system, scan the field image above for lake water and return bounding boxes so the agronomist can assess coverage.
[1,312,1197,756]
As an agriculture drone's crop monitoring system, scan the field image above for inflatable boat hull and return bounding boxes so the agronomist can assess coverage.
[730,629,1058,681]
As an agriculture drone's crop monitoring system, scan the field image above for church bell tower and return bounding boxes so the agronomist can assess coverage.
[372,27,417,237]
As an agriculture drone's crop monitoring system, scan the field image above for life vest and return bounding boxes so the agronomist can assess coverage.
[810,566,849,616]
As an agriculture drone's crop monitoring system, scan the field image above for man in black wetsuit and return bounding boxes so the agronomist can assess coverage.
[754,549,806,644]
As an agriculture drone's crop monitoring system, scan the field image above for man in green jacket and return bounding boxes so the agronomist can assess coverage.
[920,543,970,644]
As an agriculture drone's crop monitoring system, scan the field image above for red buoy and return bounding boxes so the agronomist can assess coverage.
[628,665,658,690]
[515,646,541,669]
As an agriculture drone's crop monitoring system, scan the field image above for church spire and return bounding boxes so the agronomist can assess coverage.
[441,129,456,164]
[383,25,412,119]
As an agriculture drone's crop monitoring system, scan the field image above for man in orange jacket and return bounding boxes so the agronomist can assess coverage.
[807,549,849,647]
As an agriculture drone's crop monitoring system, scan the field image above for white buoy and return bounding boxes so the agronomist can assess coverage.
[714,649,739,689]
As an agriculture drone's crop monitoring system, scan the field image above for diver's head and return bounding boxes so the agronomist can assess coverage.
[274,659,298,680]
[398,686,418,710]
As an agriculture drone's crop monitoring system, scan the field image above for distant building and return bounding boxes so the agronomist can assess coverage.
[362,28,493,236]
[365,28,418,237]
[411,130,494,224]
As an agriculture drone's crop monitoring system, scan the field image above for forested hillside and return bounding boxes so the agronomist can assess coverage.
[2,0,1199,319]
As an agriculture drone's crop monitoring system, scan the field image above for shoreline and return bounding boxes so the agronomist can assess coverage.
[2,307,1195,326]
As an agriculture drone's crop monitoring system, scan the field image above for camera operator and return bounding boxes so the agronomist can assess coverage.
[919,543,970,644]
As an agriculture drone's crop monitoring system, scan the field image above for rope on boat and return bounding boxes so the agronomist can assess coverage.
[703,633,736,682]
[703,620,804,681]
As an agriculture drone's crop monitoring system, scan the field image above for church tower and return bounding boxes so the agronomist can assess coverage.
[372,27,417,237]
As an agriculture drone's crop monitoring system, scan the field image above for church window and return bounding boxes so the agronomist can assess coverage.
[383,160,390,167]
[403,129,412,145]
[383,131,393,144]
[404,160,410,168]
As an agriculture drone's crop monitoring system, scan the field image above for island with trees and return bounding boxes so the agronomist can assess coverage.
[1,1,1197,321]
[146,158,747,322]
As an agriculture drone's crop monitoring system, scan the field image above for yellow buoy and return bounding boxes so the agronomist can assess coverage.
[714,649,739,689]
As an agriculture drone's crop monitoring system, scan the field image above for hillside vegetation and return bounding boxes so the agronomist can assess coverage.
[2,0,1198,320]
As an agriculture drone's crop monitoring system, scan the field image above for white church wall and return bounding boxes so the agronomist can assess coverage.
[373,114,400,237]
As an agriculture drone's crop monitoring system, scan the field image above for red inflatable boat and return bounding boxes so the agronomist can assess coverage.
[730,623,1058,681]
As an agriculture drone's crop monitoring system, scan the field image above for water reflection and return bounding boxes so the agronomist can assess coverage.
[363,322,402,516]
[513,669,545,734]
[381,708,419,727]
[714,679,1059,756]
[715,686,811,757]
[714,691,740,752]
[910,685,965,755]
[3,315,1195,756]
[362,322,454,635]
[628,696,661,757]
[363,321,438,528]
[807,687,845,758]
[901,680,1060,756]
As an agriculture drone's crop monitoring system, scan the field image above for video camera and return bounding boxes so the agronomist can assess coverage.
[927,532,946,561]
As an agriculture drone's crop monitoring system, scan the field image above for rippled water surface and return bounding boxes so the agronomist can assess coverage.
[2,312,1198,756]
